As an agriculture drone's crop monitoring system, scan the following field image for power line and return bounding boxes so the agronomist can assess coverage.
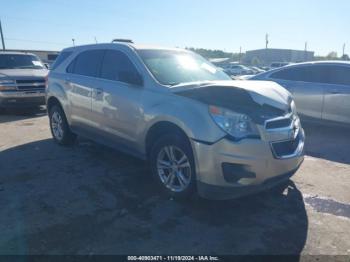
[4,37,67,46]
[1,15,115,35]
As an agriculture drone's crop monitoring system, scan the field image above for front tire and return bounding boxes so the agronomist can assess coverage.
[149,134,196,199]
[49,105,76,145]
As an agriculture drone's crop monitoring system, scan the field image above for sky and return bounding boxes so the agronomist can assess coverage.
[0,0,349,56]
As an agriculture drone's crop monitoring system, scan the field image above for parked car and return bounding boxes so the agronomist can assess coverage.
[223,64,254,76]
[249,66,266,74]
[46,42,304,200]
[251,61,350,125]
[270,62,291,69]
[0,51,48,109]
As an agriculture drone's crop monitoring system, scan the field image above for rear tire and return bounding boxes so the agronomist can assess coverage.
[49,104,76,145]
[149,133,196,199]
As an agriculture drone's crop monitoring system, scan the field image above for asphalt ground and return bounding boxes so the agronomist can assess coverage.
[0,108,349,256]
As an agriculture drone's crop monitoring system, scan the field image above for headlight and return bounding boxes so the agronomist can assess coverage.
[0,79,16,91]
[209,105,260,140]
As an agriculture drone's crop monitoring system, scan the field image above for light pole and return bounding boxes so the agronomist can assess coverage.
[72,38,75,47]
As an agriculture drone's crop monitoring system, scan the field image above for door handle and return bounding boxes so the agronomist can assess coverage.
[329,90,340,95]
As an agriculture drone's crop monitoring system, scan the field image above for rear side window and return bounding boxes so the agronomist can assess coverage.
[51,51,72,70]
[100,50,139,82]
[270,65,328,83]
[271,64,350,86]
[328,66,350,86]
[270,67,304,81]
[67,50,105,77]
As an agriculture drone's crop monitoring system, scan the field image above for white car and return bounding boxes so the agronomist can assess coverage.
[224,64,254,76]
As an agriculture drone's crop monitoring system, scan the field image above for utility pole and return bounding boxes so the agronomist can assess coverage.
[0,19,6,50]
[94,37,98,44]
[72,38,75,47]
[304,42,308,61]
[264,34,269,66]
[343,43,346,57]
[239,46,242,63]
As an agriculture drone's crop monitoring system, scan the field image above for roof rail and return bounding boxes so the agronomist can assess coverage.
[112,39,134,43]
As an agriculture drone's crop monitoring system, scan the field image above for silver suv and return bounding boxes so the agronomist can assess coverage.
[0,51,48,109]
[46,42,305,200]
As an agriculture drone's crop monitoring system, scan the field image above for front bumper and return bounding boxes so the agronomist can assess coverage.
[0,91,46,108]
[192,128,305,200]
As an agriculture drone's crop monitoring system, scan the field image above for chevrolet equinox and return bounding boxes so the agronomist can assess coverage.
[46,41,305,200]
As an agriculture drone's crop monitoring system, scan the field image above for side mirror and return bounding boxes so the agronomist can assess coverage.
[119,71,143,86]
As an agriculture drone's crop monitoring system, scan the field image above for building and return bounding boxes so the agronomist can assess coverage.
[5,49,60,64]
[244,48,314,66]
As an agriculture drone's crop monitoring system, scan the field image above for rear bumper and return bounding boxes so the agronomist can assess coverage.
[0,91,45,108]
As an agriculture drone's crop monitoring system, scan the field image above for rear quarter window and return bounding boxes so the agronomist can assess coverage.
[51,51,72,70]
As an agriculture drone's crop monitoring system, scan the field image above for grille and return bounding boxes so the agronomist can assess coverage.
[16,79,45,84]
[266,117,292,129]
[16,78,46,91]
[271,132,301,158]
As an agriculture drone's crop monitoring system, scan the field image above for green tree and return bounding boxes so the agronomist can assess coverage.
[326,51,338,59]
[186,47,240,60]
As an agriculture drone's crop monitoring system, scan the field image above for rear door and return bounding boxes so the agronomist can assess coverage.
[65,49,105,131]
[322,65,350,124]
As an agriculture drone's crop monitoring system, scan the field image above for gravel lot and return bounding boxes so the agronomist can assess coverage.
[0,108,349,256]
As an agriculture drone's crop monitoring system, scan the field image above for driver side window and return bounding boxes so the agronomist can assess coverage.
[100,50,141,85]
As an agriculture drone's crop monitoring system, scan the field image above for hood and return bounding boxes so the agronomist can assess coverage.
[0,69,48,79]
[172,80,292,124]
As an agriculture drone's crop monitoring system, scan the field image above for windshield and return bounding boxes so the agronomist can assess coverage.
[137,49,231,86]
[0,54,45,69]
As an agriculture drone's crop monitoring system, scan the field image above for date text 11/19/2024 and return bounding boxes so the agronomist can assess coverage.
[127,256,220,261]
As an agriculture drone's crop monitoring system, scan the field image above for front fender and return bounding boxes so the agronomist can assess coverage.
[141,96,226,147]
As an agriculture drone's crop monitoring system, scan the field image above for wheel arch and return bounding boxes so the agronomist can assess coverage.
[145,121,192,157]
[47,96,63,112]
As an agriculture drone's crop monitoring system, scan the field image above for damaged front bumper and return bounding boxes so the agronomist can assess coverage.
[192,115,305,200]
